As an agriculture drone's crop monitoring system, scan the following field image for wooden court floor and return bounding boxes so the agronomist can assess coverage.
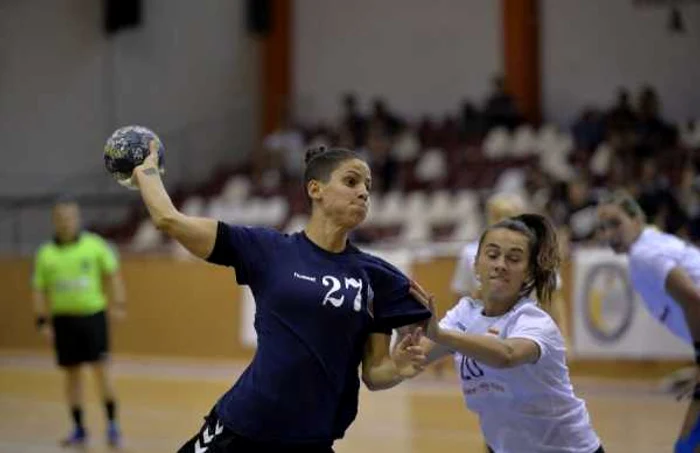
[0,354,688,453]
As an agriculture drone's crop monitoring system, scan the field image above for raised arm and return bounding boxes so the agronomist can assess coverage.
[132,141,217,259]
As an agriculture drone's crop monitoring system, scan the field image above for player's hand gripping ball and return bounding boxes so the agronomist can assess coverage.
[104,125,165,190]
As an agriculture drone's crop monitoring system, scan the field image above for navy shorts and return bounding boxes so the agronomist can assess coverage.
[178,408,334,453]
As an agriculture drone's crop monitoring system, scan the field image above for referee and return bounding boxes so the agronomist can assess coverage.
[32,198,126,448]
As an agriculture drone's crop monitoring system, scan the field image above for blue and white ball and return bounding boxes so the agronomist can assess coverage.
[104,125,165,189]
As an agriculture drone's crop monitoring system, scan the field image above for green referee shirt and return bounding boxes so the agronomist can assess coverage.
[32,233,119,315]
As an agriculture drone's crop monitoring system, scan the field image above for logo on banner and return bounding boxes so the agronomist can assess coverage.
[582,263,636,342]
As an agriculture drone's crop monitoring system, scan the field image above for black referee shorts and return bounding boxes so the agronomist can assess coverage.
[178,407,334,453]
[52,311,109,367]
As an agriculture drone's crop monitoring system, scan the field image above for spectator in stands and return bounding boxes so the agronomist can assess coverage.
[634,157,672,227]
[606,88,636,135]
[524,164,554,215]
[548,176,599,244]
[307,128,332,151]
[335,123,357,151]
[370,98,401,137]
[628,157,687,235]
[263,106,305,182]
[677,165,700,241]
[418,115,439,148]
[392,120,420,163]
[681,118,700,150]
[437,115,460,150]
[340,92,367,148]
[572,107,605,153]
[459,100,485,144]
[635,85,676,159]
[250,143,282,195]
[365,124,398,193]
[483,75,520,131]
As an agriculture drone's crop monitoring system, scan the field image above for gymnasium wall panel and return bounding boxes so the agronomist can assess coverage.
[542,0,700,125]
[0,0,258,196]
[293,0,500,123]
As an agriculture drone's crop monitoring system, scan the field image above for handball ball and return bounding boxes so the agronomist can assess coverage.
[104,125,165,190]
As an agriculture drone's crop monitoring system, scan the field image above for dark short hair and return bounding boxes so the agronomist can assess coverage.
[303,145,363,189]
[52,194,78,208]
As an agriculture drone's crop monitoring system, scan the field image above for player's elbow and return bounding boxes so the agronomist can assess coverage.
[361,367,391,391]
[363,380,382,391]
[361,371,381,391]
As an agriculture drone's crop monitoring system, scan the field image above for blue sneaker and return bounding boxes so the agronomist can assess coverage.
[60,426,87,447]
[675,415,700,453]
[107,423,122,449]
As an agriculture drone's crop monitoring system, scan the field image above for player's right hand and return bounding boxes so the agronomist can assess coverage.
[132,140,162,189]
[110,305,127,321]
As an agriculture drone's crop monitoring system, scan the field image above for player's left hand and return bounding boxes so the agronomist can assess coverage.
[408,281,441,342]
[391,331,427,379]
[109,304,127,321]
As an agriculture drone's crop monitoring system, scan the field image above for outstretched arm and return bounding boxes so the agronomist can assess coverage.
[409,284,540,369]
[430,327,540,369]
[411,333,451,365]
[132,141,217,259]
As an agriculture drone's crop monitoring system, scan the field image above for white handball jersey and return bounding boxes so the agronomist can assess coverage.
[440,297,600,453]
[628,227,695,343]
[451,240,480,295]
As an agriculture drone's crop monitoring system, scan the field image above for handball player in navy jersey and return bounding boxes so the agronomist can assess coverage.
[131,142,431,452]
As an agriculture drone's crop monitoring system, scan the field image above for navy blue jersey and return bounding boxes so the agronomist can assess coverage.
[206,222,430,443]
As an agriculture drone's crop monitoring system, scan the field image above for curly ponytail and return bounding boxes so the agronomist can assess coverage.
[513,214,560,310]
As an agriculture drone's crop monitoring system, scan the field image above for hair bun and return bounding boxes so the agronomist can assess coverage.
[304,145,328,165]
